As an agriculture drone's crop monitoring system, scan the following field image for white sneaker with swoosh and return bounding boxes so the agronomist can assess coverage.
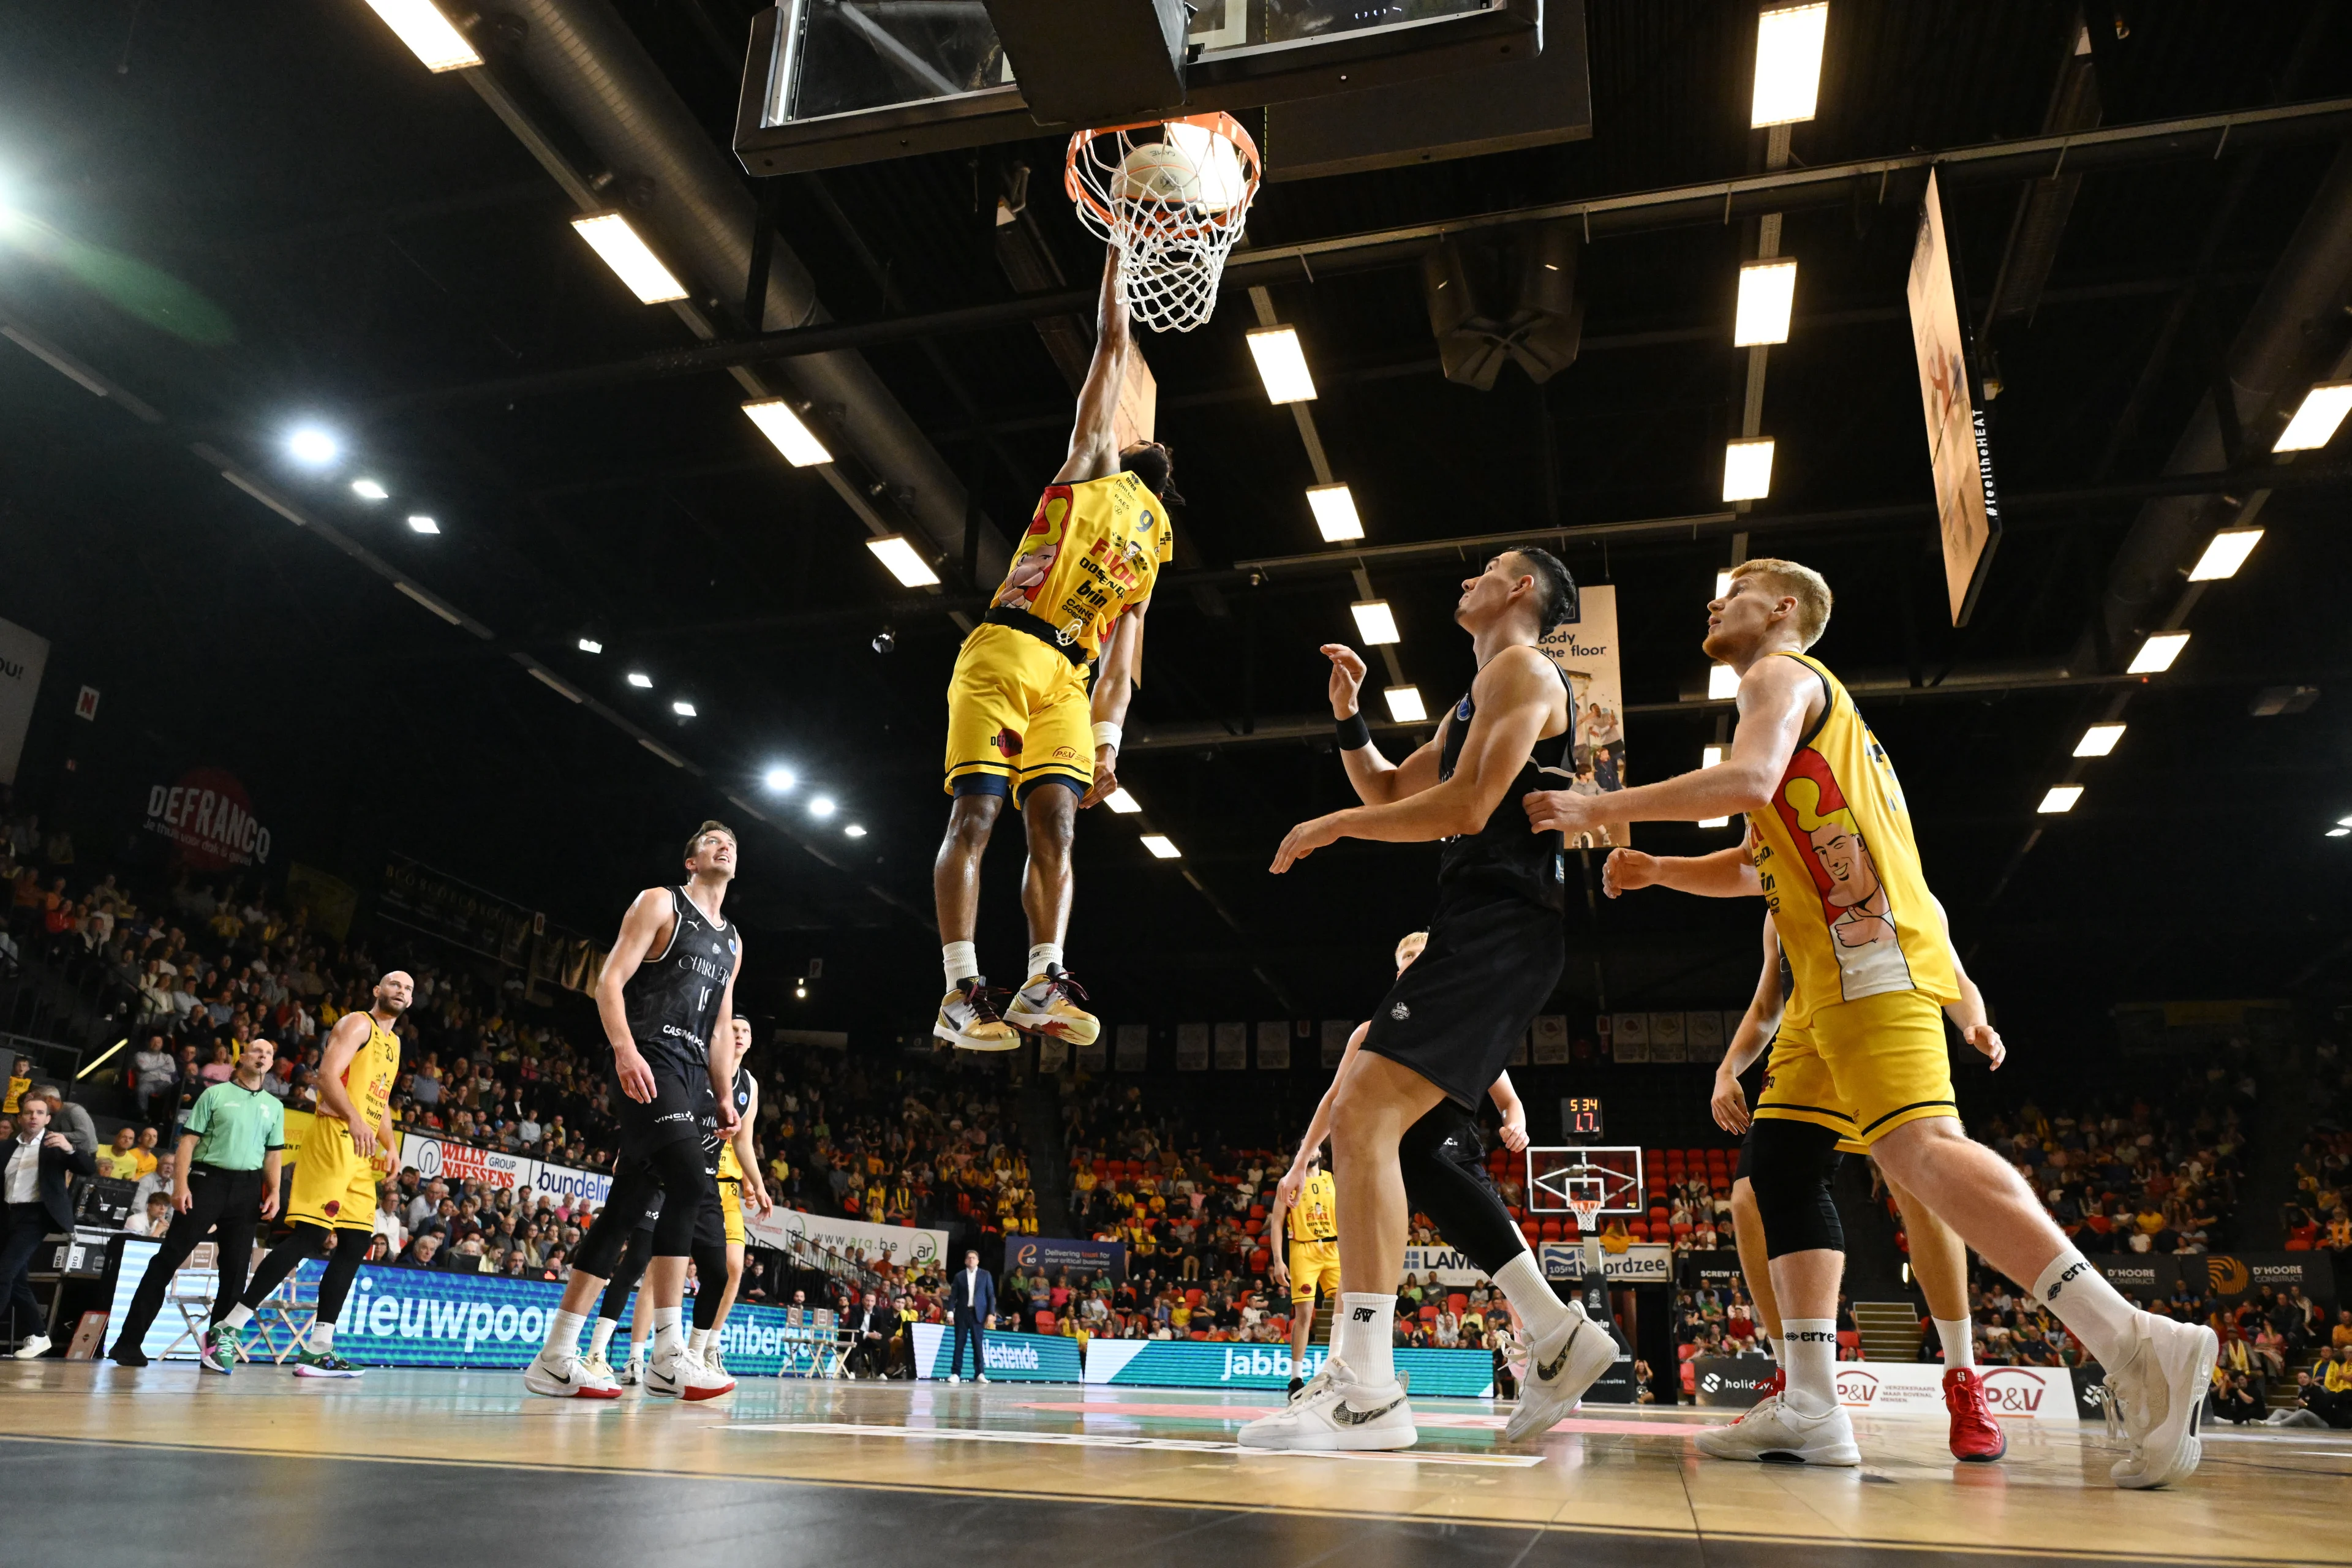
[525,1350,622,1400]
[1237,1354,1416,1451]
[1503,1301,1617,1442]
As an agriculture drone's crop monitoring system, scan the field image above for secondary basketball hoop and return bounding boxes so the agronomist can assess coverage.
[1065,113,1261,334]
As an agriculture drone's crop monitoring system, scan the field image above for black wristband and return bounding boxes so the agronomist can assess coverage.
[1336,711,1371,750]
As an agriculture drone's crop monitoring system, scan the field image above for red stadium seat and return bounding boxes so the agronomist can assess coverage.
[1419,1305,1438,1324]
[1244,1218,1263,1236]
[1449,1292,1468,1315]
[1629,1221,1651,1240]
[1249,1204,1266,1219]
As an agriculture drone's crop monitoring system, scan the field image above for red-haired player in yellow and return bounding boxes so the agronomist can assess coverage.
[933,244,1174,1055]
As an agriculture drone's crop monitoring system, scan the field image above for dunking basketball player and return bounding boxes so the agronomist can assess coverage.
[206,971,407,1377]
[934,244,1174,1054]
[527,821,742,1402]
[1244,548,1616,1452]
[1528,559,2216,1488]
[1268,929,1580,1436]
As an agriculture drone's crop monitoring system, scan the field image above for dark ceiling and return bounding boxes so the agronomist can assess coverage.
[1,0,2348,1038]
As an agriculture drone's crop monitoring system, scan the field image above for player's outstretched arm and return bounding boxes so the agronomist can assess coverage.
[1054,247,1131,486]
[1526,654,1818,838]
[596,888,673,1104]
[1274,645,1553,871]
[1081,600,1148,807]
[1603,843,1760,900]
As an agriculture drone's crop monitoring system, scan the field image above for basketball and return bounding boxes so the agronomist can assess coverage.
[1111,124,1249,216]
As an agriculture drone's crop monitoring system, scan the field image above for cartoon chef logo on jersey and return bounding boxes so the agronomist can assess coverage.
[994,488,1070,612]
[1773,751,1910,997]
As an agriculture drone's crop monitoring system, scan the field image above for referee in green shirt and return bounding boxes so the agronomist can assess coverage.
[109,1038,285,1366]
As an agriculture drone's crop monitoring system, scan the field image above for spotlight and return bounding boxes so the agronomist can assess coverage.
[627,672,653,688]
[671,701,696,717]
[351,478,388,501]
[1104,788,1142,815]
[1140,834,1181,859]
[576,638,603,654]
[1245,325,1317,404]
[1306,483,1363,543]
[1708,665,1740,699]
[405,514,440,535]
[1382,685,1427,723]
[1751,2,1830,128]
[2073,723,2125,758]
[864,535,938,587]
[2037,785,2083,815]
[872,627,896,655]
[2127,633,2189,675]
[810,796,837,818]
[287,427,340,468]
[570,213,688,304]
[845,824,867,839]
[763,767,797,793]
[794,981,809,1000]
[1722,438,1775,502]
[363,0,483,72]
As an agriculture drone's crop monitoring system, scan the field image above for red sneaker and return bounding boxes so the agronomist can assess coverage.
[1942,1367,2007,1462]
[1732,1369,1784,1422]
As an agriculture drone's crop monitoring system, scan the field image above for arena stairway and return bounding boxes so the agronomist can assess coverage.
[1852,1302,1927,1363]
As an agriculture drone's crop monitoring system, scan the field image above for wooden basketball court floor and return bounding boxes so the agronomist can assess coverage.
[3,1362,2343,1567]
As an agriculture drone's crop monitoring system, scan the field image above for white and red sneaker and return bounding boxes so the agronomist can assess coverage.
[1943,1368,2007,1462]
[647,1347,736,1401]
[1732,1368,1785,1422]
[524,1351,622,1400]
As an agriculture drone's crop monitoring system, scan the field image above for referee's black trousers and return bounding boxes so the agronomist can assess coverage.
[111,1164,263,1349]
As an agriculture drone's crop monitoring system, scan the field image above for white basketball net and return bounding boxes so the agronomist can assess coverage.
[1065,113,1261,334]
[1567,1197,1604,1235]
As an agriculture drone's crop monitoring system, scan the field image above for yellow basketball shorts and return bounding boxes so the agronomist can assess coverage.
[1753,987,1954,1149]
[720,1178,745,1246]
[1289,1238,1342,1302]
[943,623,1095,803]
[286,1120,382,1232]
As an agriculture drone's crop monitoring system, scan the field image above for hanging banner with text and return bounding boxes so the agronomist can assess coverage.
[1537,581,1629,848]
[0,615,49,787]
[741,1204,951,1273]
[1907,166,2002,625]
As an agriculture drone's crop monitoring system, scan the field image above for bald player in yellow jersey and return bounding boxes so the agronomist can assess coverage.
[1528,558,2217,1489]
[1270,1150,1342,1387]
[209,970,409,1378]
[935,244,1174,1055]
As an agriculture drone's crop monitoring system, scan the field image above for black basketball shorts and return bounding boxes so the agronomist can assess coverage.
[1359,886,1564,1111]
[615,1061,708,1163]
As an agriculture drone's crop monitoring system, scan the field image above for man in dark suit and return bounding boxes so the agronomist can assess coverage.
[2,1089,99,1357]
[843,1288,899,1379]
[945,1246,995,1384]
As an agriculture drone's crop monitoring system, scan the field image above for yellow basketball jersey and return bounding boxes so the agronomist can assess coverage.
[718,1141,742,1180]
[345,1014,401,1129]
[990,472,1174,658]
[1289,1170,1338,1243]
[1746,652,1958,1029]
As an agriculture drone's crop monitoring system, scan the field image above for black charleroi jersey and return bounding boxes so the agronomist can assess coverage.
[1435,658,1576,911]
[622,885,739,1082]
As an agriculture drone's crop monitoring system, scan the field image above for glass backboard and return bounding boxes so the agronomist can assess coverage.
[1525,1145,1645,1216]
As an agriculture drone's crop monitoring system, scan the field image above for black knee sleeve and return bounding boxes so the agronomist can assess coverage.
[648,1140,709,1259]
[238,1221,333,1311]
[1747,1118,1845,1260]
[598,1228,654,1321]
[1398,1104,1526,1276]
[690,1239,729,1330]
[317,1229,372,1322]
[576,1166,663,1280]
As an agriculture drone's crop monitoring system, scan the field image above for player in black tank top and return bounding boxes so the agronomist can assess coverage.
[1434,667,1577,911]
[624,885,740,1085]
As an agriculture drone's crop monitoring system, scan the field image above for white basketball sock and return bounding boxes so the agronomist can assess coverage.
[943,941,979,990]
[1493,1251,1573,1343]
[589,1317,617,1359]
[1934,1316,1974,1371]
[689,1327,710,1356]
[2032,1248,2136,1368]
[652,1305,684,1360]
[221,1302,255,1332]
[1336,1293,1396,1387]
[308,1321,335,1353]
[1025,942,1062,979]
[541,1308,585,1360]
[1781,1319,1838,1417]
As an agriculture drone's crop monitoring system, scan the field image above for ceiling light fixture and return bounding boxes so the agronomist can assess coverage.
[350,478,388,501]
[1140,834,1181,860]
[864,533,940,587]
[764,767,797,793]
[2272,380,2352,452]
[363,0,483,71]
[576,638,602,654]
[845,824,867,839]
[1383,685,1427,723]
[1245,325,1317,404]
[405,514,439,535]
[2329,827,2351,839]
[742,398,832,466]
[1702,745,1724,767]
[1722,438,1776,502]
[2186,527,2263,581]
[2073,723,2125,758]
[1708,664,1740,700]
[286,427,340,468]
[2127,632,2189,674]
[671,700,696,717]
[570,212,688,304]
[1751,2,1830,128]
[2038,785,2083,815]
[1306,483,1363,543]
[1104,788,1142,815]
[627,671,653,688]
[809,796,837,818]
[1715,569,1735,600]
[1733,258,1798,345]
[1350,600,1401,646]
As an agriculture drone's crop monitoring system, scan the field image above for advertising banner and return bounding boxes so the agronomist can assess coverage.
[741,1205,949,1272]
[1536,581,1629,846]
[1691,1355,1782,1407]
[1907,166,2003,625]
[379,852,538,967]
[1401,1244,1489,1289]
[1531,1014,1570,1065]
[1833,1362,2076,1424]
[1213,1022,1248,1070]
[1085,1338,1495,1397]
[910,1322,1084,1383]
[399,1132,533,1192]
[1175,1023,1208,1071]
[2090,1250,2335,1307]
[1256,1020,1291,1071]
[143,767,273,871]
[1610,1012,1648,1063]
[1678,1248,1746,1290]
[1686,1009,1725,1058]
[0,614,49,786]
[1010,1235,1128,1281]
[529,1156,612,1210]
[1648,1011,1687,1063]
[1541,1242,1673,1284]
